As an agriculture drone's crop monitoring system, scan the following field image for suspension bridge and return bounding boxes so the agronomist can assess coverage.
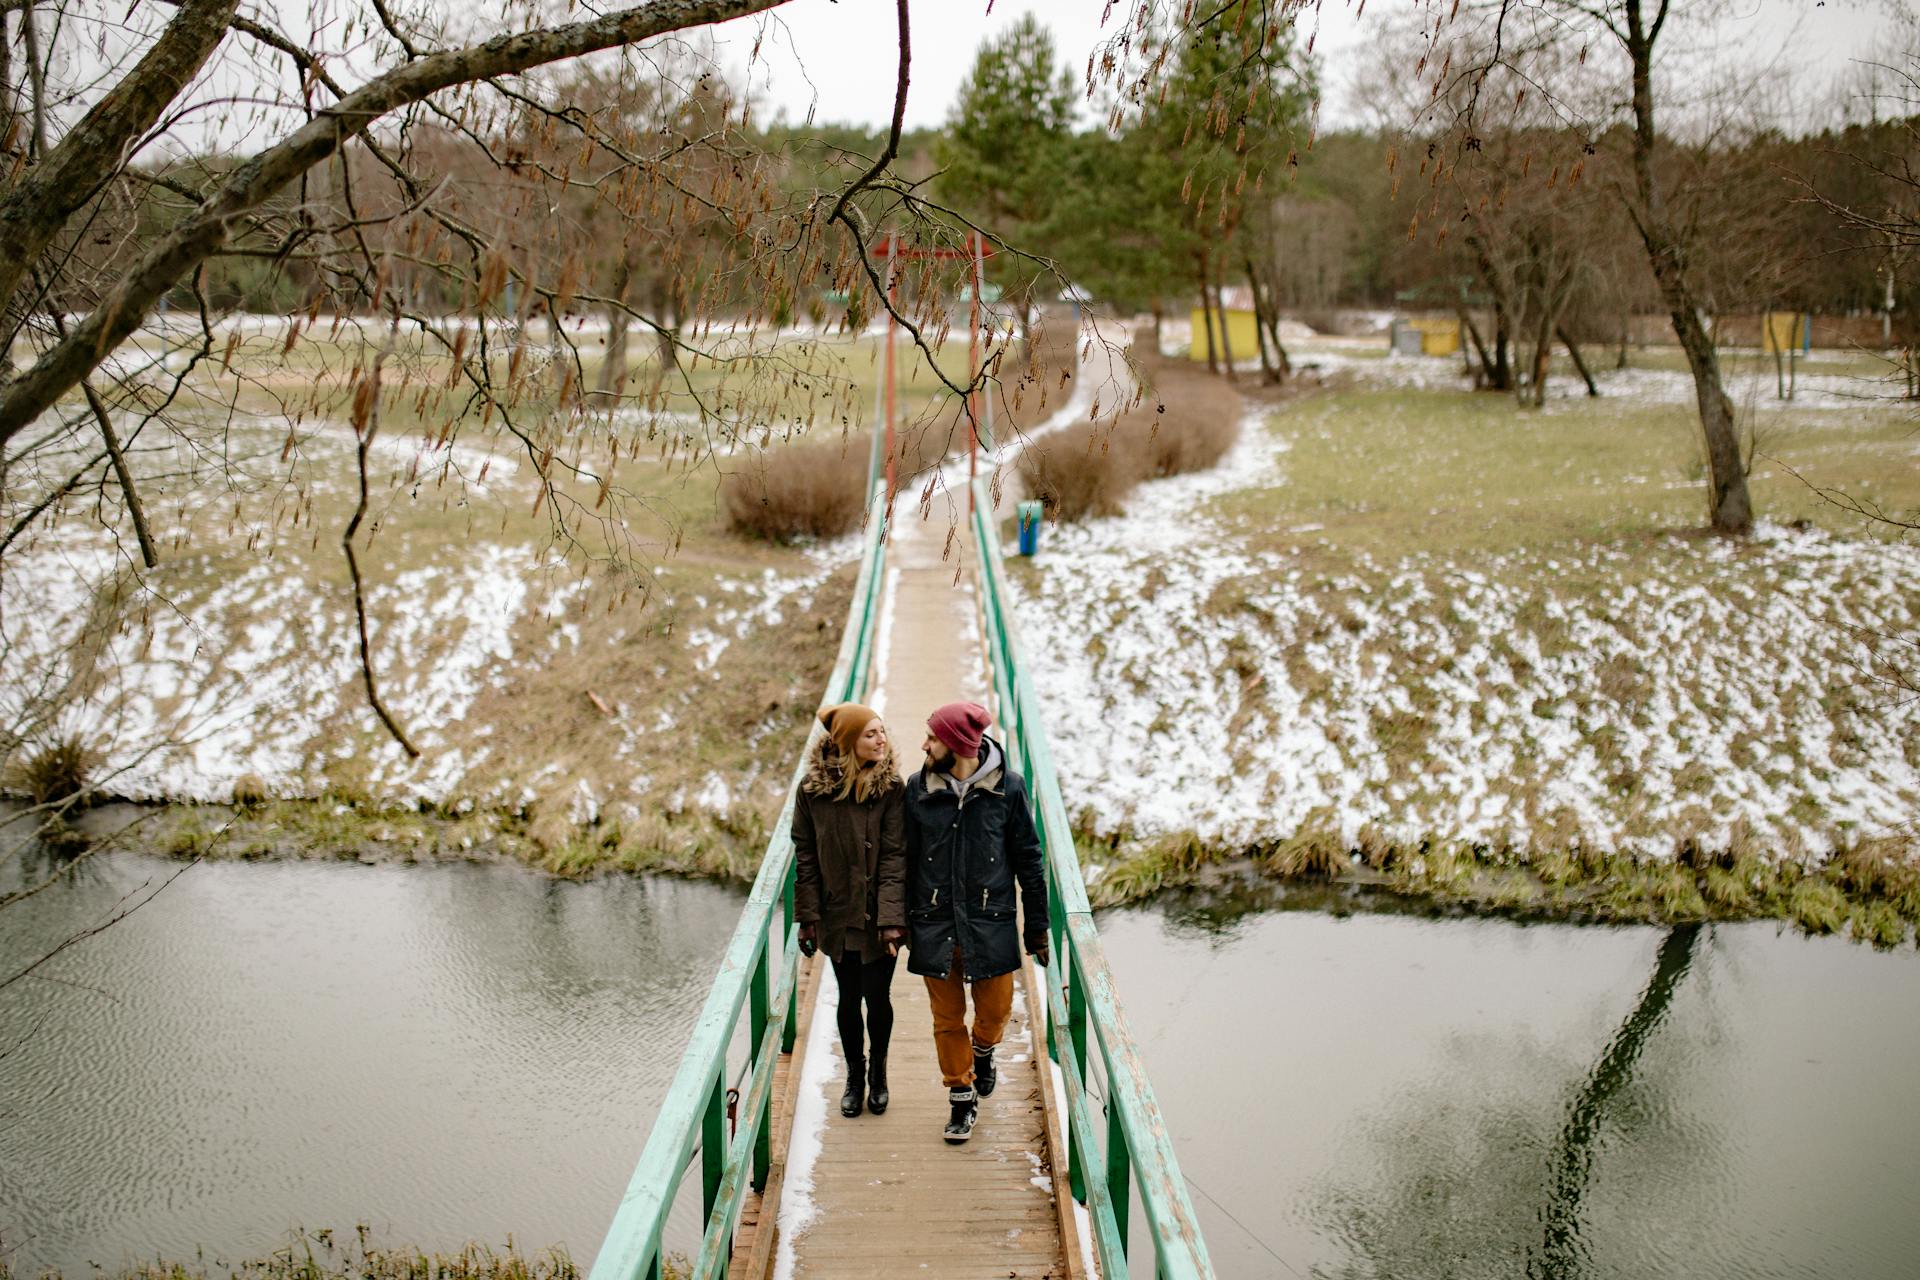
[582,318,1213,1278]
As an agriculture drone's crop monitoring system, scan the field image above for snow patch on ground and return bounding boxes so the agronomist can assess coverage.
[773,966,837,1280]
[1291,344,1911,411]
[1009,414,1920,860]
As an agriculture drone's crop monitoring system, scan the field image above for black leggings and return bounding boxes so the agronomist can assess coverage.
[829,949,897,1065]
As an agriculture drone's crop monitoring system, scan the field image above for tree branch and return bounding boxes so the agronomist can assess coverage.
[83,380,160,568]
[0,0,793,445]
[341,334,421,759]
[0,0,239,314]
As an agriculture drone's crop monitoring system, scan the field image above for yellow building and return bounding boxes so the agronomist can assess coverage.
[1189,300,1261,363]
[1392,316,1462,357]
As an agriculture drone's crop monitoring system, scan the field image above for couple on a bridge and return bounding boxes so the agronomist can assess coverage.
[792,699,1049,1145]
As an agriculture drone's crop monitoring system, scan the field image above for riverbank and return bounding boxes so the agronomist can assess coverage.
[0,1230,636,1280]
[41,791,770,884]
[1082,826,1920,945]
[20,788,1914,949]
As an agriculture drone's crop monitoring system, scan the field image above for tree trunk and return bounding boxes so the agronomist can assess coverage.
[1468,234,1515,392]
[648,280,679,395]
[1246,255,1290,384]
[1244,258,1278,385]
[1528,305,1555,408]
[20,0,47,161]
[1558,327,1599,397]
[1212,257,1237,383]
[1,12,14,167]
[1196,255,1218,374]
[1625,0,1752,536]
[593,256,634,405]
[1461,310,1495,389]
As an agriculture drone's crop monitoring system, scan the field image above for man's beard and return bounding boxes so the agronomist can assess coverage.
[926,750,955,774]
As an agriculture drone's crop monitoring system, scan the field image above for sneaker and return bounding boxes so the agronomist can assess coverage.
[943,1087,978,1144]
[972,1042,997,1097]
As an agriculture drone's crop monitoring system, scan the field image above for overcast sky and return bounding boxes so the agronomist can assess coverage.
[701,0,1903,134]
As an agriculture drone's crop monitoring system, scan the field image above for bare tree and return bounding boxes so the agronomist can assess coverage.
[1399,0,1772,532]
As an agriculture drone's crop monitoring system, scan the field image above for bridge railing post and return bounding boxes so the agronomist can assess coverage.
[749,941,771,1191]
[780,870,797,1056]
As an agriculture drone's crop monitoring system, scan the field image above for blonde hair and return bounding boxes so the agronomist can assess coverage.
[806,731,901,804]
[829,740,896,804]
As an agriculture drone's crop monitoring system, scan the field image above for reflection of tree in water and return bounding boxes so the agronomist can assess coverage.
[1532,924,1702,1277]
[1310,925,1712,1280]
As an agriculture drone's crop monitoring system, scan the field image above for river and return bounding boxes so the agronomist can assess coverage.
[3,854,1916,1278]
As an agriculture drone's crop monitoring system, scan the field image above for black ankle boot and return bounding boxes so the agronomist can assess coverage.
[840,1057,865,1118]
[972,1042,997,1097]
[867,1052,889,1115]
[943,1086,978,1143]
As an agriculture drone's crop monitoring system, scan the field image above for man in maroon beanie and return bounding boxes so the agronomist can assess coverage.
[903,699,1050,1144]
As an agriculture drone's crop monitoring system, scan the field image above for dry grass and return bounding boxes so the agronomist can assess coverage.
[6,735,96,806]
[1134,357,1244,478]
[1078,820,1918,943]
[1017,431,1146,521]
[0,1226,688,1280]
[720,436,869,542]
[1018,351,1244,521]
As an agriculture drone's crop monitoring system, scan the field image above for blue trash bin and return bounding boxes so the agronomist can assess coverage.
[1016,500,1043,556]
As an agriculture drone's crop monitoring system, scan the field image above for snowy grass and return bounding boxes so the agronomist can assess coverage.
[0,326,910,876]
[3,312,1085,877]
[1007,369,1920,938]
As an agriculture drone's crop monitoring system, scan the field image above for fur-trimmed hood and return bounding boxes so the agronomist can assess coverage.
[801,732,902,800]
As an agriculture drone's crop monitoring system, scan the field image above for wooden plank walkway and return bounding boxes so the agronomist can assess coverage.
[728,482,1083,1279]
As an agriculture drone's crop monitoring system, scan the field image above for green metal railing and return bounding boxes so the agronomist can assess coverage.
[586,484,888,1280]
[970,477,1217,1280]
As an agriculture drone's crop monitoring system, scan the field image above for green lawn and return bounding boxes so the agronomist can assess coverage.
[1213,385,1919,560]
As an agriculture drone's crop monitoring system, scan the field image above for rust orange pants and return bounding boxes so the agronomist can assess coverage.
[923,946,1015,1088]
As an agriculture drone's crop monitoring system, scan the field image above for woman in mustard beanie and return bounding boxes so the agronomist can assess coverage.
[793,703,908,1117]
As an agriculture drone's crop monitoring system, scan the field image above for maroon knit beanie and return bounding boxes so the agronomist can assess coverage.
[818,703,879,759]
[927,701,991,759]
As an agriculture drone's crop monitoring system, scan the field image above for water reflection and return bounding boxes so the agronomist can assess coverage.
[1534,924,1701,1278]
[1305,925,1715,1280]
[1143,867,1530,944]
[0,853,744,1276]
[1096,895,1920,1280]
[8,853,1920,1280]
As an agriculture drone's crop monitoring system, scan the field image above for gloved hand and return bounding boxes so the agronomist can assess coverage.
[798,921,818,958]
[1028,938,1050,968]
[881,926,907,957]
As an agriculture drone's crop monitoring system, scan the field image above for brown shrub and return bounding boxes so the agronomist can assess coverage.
[1017,426,1149,522]
[9,735,96,806]
[1016,350,1245,522]
[1136,355,1244,478]
[721,437,868,542]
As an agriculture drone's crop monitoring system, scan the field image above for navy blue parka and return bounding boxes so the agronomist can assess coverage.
[903,736,1049,981]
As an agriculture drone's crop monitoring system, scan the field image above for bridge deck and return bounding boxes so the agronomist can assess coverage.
[730,484,1082,1279]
